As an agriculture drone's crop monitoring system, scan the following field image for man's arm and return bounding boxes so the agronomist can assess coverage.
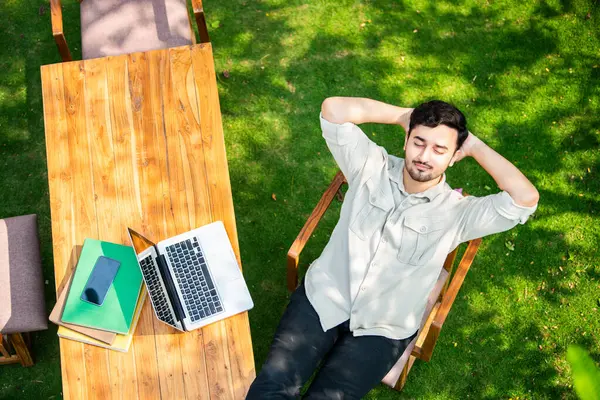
[452,133,539,207]
[321,97,413,132]
[319,97,412,186]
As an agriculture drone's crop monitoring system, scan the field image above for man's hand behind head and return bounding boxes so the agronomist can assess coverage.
[449,132,483,167]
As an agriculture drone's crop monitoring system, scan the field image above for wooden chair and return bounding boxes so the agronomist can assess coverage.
[0,215,48,367]
[286,170,482,391]
[50,0,211,62]
[0,334,34,367]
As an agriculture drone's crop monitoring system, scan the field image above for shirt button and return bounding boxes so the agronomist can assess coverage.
[381,237,387,243]
[361,287,366,291]
[420,226,427,233]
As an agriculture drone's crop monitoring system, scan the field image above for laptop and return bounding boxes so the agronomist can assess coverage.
[127,221,253,331]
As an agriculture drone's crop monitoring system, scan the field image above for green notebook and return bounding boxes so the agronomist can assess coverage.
[61,239,143,334]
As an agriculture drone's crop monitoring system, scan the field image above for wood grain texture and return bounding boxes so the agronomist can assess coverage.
[166,46,216,399]
[49,0,72,61]
[393,355,415,391]
[286,170,346,292]
[9,333,33,367]
[80,58,130,399]
[42,62,88,400]
[156,47,196,400]
[0,336,12,359]
[130,50,177,400]
[191,44,256,399]
[63,59,114,400]
[49,0,63,35]
[104,54,145,400]
[435,238,482,327]
[41,44,255,399]
[440,248,458,300]
[191,0,210,43]
[0,334,20,364]
[186,43,233,399]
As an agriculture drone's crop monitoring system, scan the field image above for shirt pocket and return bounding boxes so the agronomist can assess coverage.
[350,178,393,241]
[397,216,445,265]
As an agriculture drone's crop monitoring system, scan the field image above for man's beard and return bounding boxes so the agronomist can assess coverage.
[405,161,443,183]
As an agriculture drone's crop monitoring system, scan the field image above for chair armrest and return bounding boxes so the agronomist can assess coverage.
[415,238,482,361]
[410,302,441,360]
[50,0,72,62]
[286,170,346,292]
[190,0,210,43]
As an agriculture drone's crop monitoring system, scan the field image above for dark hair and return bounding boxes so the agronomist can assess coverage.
[408,100,468,151]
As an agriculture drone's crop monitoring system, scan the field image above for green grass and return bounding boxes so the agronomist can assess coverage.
[1,0,599,398]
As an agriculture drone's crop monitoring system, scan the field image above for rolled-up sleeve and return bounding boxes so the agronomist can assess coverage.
[491,191,537,224]
[320,113,373,185]
[456,191,538,243]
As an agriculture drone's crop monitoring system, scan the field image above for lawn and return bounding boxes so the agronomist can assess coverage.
[1,0,599,398]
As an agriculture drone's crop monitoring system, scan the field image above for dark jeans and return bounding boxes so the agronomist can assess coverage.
[246,280,417,399]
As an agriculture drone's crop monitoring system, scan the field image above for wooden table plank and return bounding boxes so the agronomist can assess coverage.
[191,44,256,399]
[124,51,164,400]
[85,54,139,399]
[42,44,255,400]
[63,59,114,400]
[149,48,190,400]
[168,46,236,400]
[133,48,187,400]
[102,54,152,400]
[165,47,216,399]
[170,45,238,400]
[80,54,125,400]
[81,54,123,400]
[42,63,89,400]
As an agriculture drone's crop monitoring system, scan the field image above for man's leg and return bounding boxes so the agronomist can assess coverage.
[246,280,342,399]
[302,327,417,400]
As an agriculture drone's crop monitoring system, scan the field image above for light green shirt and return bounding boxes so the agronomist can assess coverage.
[304,114,537,340]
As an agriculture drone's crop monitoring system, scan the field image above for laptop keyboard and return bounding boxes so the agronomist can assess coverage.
[166,237,224,323]
[139,255,176,326]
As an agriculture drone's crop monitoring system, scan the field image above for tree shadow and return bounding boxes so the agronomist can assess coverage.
[0,0,597,398]
[0,1,73,397]
[201,1,599,397]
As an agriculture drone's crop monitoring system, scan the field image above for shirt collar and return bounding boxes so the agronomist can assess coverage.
[388,158,447,200]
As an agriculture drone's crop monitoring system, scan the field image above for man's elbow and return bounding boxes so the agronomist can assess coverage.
[321,97,358,124]
[321,97,343,123]
[516,187,539,208]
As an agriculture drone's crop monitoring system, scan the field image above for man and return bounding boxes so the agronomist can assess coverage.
[246,97,539,399]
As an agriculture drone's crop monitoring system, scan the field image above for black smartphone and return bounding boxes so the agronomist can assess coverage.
[80,256,121,306]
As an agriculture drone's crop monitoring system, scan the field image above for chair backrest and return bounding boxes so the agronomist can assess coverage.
[80,0,195,60]
[50,0,211,62]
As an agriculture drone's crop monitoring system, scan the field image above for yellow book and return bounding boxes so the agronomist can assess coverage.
[57,287,147,352]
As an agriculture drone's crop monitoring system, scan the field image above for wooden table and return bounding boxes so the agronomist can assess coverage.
[41,44,256,400]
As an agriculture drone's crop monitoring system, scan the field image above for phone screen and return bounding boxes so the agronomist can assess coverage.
[81,256,121,306]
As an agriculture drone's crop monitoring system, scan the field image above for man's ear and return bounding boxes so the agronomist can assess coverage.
[449,149,461,167]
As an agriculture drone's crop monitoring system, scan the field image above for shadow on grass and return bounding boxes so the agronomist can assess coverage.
[0,1,79,398]
[0,0,597,398]
[203,0,600,398]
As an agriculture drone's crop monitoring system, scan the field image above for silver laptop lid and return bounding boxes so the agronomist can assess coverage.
[157,221,254,331]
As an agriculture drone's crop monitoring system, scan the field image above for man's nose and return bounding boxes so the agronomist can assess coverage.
[418,146,431,162]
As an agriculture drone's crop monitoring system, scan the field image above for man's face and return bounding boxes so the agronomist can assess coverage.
[403,124,459,183]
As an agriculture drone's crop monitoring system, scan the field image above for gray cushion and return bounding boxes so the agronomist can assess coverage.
[381,268,450,387]
[0,214,48,334]
[80,0,194,60]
